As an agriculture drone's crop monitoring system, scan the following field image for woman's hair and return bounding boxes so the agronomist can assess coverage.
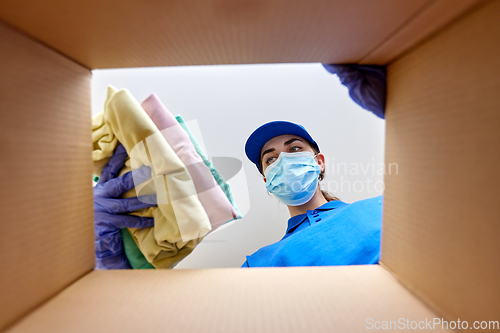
[258,138,341,202]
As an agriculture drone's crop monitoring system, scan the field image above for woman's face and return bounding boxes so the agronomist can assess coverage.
[260,134,325,181]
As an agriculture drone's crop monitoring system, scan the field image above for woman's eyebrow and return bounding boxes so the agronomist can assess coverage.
[284,138,303,146]
[261,148,275,160]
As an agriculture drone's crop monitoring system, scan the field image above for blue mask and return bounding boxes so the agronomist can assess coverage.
[264,151,321,206]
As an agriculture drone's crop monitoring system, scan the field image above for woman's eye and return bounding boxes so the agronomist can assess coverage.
[290,146,301,152]
[267,156,276,164]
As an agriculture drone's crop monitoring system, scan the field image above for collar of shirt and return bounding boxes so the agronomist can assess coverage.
[285,200,348,234]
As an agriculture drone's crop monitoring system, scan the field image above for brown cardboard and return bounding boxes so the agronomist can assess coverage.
[382,0,500,323]
[0,0,498,332]
[7,266,451,333]
[359,0,486,64]
[0,0,469,69]
[0,23,94,331]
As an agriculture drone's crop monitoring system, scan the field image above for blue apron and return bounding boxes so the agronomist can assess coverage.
[241,195,383,267]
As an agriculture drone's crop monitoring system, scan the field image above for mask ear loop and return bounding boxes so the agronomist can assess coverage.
[312,153,319,165]
[312,153,324,179]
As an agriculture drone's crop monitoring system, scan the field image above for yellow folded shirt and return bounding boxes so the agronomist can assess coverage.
[92,86,211,268]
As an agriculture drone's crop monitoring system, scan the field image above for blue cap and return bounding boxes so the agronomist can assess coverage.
[245,121,320,172]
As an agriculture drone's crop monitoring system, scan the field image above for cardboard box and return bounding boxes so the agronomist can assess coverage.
[0,0,498,331]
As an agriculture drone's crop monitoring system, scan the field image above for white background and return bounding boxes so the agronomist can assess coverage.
[92,63,385,269]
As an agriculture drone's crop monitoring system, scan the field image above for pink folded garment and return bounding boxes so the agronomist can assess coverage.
[141,93,238,232]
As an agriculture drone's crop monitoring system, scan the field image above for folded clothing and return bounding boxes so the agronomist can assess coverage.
[92,86,211,268]
[175,114,242,220]
[121,94,243,269]
[122,228,154,269]
[122,112,243,269]
[141,93,239,231]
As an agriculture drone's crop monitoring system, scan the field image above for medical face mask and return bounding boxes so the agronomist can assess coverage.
[264,151,321,206]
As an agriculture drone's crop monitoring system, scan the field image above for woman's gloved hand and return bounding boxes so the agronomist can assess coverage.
[94,144,156,269]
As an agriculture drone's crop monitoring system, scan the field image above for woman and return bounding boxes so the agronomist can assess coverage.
[241,120,382,267]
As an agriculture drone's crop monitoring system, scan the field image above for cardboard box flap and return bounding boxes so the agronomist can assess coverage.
[382,0,500,323]
[0,0,480,69]
[359,0,485,64]
[7,266,452,332]
[0,22,94,331]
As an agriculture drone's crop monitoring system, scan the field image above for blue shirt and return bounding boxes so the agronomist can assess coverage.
[241,195,383,267]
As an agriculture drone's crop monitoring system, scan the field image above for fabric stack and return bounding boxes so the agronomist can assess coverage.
[92,86,242,269]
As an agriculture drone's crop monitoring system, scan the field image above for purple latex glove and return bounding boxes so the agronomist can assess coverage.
[94,144,156,269]
[322,64,386,119]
